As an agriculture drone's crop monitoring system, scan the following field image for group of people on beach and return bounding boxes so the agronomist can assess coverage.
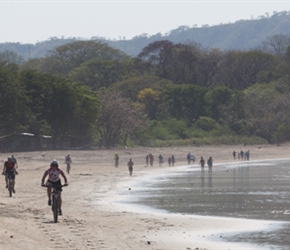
[145,153,176,167]
[232,150,250,160]
[114,151,216,176]
[198,156,213,172]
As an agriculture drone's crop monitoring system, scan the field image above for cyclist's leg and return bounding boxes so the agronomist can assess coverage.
[5,174,8,187]
[59,192,62,210]
[47,186,52,205]
[12,174,15,189]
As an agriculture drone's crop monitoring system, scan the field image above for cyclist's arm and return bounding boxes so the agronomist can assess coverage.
[60,171,68,185]
[41,171,48,185]
[2,164,6,174]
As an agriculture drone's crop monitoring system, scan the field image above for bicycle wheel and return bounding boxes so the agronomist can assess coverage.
[52,195,58,223]
[8,180,12,197]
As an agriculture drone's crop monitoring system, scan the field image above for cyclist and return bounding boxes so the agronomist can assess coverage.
[41,160,68,216]
[2,156,18,192]
[11,155,18,169]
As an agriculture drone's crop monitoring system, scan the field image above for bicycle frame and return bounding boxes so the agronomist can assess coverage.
[51,186,61,223]
[42,184,66,223]
[7,175,14,197]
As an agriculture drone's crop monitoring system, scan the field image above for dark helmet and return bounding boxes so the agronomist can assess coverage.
[50,160,59,167]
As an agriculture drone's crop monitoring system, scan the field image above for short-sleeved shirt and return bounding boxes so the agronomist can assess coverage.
[4,161,15,174]
[45,168,64,182]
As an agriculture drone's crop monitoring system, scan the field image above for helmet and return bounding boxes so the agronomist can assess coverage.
[8,156,13,161]
[50,160,59,167]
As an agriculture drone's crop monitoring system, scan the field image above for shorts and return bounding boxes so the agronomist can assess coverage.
[5,172,15,180]
[47,179,62,191]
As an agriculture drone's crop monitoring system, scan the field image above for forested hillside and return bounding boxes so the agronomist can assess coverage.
[1,35,290,149]
[0,11,289,60]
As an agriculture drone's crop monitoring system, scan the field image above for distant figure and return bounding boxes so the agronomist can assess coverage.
[171,155,175,167]
[11,155,18,169]
[158,154,164,167]
[240,150,244,160]
[65,154,72,174]
[232,151,236,159]
[168,157,172,167]
[127,159,134,176]
[149,153,154,166]
[199,157,205,171]
[207,156,213,172]
[145,155,149,167]
[114,152,119,167]
[187,152,191,164]
[246,150,250,160]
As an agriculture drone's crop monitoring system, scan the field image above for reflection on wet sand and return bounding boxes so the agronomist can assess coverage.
[200,170,213,189]
[124,159,290,249]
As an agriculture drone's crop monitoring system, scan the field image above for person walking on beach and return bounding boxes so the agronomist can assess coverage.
[199,156,205,171]
[114,152,119,167]
[207,156,213,172]
[149,153,154,166]
[240,150,244,160]
[11,155,18,169]
[158,154,164,167]
[187,152,191,164]
[127,159,134,176]
[232,151,236,159]
[168,156,172,167]
[171,155,175,166]
[145,155,149,167]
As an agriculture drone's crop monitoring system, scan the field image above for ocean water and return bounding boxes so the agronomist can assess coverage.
[120,159,290,249]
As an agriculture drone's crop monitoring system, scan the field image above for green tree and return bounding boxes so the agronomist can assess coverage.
[68,58,135,90]
[205,86,233,120]
[32,41,129,76]
[137,88,160,120]
[21,70,99,148]
[161,84,207,126]
[0,66,29,135]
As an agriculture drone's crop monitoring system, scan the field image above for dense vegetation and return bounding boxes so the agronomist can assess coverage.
[1,34,290,149]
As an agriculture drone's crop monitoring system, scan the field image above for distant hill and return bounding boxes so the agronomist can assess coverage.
[1,11,289,60]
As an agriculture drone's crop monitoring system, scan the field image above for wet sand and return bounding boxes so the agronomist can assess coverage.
[116,158,290,249]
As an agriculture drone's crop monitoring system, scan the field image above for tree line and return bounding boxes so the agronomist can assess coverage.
[1,35,290,149]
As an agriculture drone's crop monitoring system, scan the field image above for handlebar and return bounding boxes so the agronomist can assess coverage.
[2,172,18,175]
[41,183,68,187]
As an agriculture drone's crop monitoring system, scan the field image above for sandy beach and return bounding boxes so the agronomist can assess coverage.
[0,144,289,250]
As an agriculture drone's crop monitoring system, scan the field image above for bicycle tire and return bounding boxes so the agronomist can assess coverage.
[52,195,58,223]
[8,180,12,197]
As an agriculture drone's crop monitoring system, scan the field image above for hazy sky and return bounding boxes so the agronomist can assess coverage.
[1,0,289,44]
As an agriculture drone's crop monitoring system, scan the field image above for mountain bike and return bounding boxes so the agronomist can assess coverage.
[2,173,16,197]
[7,174,14,197]
[42,184,67,223]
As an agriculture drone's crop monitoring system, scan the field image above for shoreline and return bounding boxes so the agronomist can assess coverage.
[105,157,290,249]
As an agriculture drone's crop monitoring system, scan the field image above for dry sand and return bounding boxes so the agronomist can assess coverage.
[0,144,289,250]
